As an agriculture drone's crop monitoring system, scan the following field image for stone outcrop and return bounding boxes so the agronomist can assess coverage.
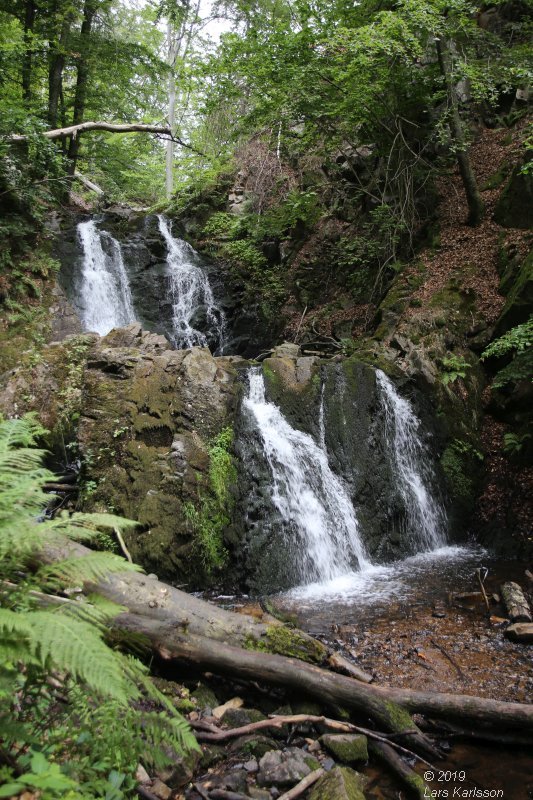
[0,323,241,584]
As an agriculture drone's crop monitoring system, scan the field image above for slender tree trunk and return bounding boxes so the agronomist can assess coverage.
[48,18,70,128]
[435,36,484,226]
[67,0,98,174]
[22,0,36,103]
[165,22,178,199]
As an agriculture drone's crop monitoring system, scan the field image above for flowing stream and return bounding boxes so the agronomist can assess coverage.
[243,368,370,585]
[241,365,463,606]
[157,215,226,352]
[376,369,447,550]
[77,219,136,335]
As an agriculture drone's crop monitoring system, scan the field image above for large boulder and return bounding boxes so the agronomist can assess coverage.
[0,324,241,585]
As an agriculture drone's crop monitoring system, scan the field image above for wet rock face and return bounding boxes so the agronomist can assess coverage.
[0,324,241,585]
[55,211,280,358]
[55,212,234,354]
[231,350,446,594]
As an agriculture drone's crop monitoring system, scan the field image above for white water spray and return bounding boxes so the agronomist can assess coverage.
[244,369,370,585]
[77,220,136,335]
[157,215,225,351]
[376,370,446,550]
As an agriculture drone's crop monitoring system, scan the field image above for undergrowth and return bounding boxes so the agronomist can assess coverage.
[0,415,198,799]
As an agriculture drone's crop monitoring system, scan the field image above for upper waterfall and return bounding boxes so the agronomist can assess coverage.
[243,368,370,586]
[77,220,136,335]
[157,215,226,352]
[376,369,447,550]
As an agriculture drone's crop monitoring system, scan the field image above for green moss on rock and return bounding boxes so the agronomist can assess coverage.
[320,734,368,764]
[309,766,367,800]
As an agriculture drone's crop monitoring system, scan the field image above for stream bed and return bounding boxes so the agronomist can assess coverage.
[213,549,533,799]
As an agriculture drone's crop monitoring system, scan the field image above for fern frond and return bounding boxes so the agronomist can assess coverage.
[0,414,46,454]
[56,595,125,629]
[27,610,137,704]
[38,551,140,588]
[0,607,33,636]
[46,512,138,541]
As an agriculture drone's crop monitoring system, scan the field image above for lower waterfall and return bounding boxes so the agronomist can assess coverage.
[376,369,447,551]
[240,364,456,597]
[77,219,136,335]
[243,368,370,585]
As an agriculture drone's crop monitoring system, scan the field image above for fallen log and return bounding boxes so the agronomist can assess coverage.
[191,714,433,768]
[115,614,533,748]
[9,121,172,141]
[501,582,532,623]
[369,740,427,800]
[39,537,533,752]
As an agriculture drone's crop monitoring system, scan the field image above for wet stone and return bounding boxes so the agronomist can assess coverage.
[257,747,316,787]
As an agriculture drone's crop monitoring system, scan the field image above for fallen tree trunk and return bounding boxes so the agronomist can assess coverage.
[40,537,326,661]
[7,121,204,154]
[115,613,533,746]
[39,537,533,752]
[9,121,172,141]
[501,582,532,623]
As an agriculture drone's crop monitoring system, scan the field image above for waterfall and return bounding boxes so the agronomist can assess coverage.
[77,220,136,335]
[376,370,447,550]
[243,369,370,586]
[157,215,225,351]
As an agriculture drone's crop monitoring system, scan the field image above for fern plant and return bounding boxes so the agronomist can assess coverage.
[481,317,533,389]
[0,416,198,799]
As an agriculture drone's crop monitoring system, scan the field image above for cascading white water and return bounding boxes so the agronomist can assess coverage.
[376,369,447,550]
[77,220,136,335]
[243,369,370,585]
[157,215,225,351]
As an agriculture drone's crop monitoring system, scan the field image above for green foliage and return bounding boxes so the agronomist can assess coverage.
[482,317,533,388]
[202,211,243,240]
[185,427,237,573]
[503,431,531,456]
[440,353,471,385]
[0,416,198,798]
[482,317,532,360]
[220,239,268,271]
[257,190,321,239]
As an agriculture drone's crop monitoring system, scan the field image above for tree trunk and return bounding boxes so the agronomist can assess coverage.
[10,122,173,141]
[48,34,67,128]
[22,0,36,103]
[67,0,98,173]
[38,536,533,751]
[165,22,179,199]
[435,36,484,226]
[501,582,532,623]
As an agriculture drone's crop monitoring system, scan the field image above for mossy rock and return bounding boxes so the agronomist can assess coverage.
[191,683,219,710]
[221,707,266,727]
[230,735,281,758]
[309,766,367,800]
[495,247,533,335]
[320,734,368,764]
[200,745,226,768]
[493,166,533,229]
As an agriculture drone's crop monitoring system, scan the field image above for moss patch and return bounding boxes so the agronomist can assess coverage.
[320,734,368,764]
[184,426,237,573]
[309,766,367,800]
[246,624,328,665]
